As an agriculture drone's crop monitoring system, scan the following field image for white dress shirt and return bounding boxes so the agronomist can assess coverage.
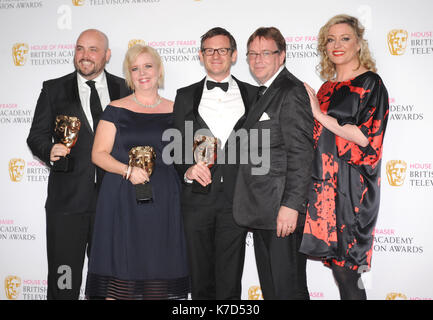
[77,71,111,131]
[199,75,245,147]
[76,72,110,182]
[184,75,245,184]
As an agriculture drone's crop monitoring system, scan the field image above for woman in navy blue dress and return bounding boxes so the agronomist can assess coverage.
[300,15,389,300]
[85,44,189,299]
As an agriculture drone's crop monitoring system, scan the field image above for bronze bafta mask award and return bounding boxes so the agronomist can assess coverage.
[192,134,220,194]
[129,146,156,203]
[53,115,81,172]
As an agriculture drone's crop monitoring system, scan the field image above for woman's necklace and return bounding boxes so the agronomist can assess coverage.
[133,92,162,108]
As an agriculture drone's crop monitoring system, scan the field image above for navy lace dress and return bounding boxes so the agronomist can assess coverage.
[86,105,189,299]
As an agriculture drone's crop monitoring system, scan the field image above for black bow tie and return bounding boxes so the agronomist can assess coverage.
[206,80,229,92]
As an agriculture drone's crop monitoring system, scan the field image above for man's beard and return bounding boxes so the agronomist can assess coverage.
[75,59,102,78]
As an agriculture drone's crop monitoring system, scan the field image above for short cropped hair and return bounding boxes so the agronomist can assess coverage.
[247,27,286,63]
[200,27,237,53]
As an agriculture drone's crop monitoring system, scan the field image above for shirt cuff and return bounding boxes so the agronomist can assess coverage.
[184,173,193,184]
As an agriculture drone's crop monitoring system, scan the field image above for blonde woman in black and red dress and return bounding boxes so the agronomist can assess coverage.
[300,14,389,299]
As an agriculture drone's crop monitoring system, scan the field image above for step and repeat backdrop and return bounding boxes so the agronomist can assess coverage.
[1,0,432,300]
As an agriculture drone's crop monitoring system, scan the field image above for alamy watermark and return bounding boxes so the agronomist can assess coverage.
[162,121,271,175]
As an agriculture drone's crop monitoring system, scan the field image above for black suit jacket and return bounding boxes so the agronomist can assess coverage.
[173,76,257,207]
[233,68,314,230]
[27,71,130,214]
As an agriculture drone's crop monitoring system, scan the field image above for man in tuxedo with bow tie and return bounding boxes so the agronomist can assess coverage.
[173,27,257,299]
[233,27,314,299]
[27,29,130,299]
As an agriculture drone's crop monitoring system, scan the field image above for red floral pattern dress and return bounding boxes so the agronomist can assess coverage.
[300,71,389,270]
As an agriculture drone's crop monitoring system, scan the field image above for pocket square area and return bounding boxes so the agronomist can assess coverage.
[259,112,270,121]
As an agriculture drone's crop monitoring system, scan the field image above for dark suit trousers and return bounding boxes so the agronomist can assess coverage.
[182,183,247,300]
[45,191,96,300]
[253,222,310,300]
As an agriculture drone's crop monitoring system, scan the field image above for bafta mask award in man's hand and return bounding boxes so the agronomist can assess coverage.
[53,115,81,172]
[192,134,220,194]
[129,146,156,203]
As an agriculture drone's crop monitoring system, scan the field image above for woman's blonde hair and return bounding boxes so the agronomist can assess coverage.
[123,44,164,90]
[317,14,377,81]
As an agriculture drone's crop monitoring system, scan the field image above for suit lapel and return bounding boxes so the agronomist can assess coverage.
[106,71,121,101]
[243,68,287,129]
[192,78,210,130]
[232,76,250,131]
[243,86,277,129]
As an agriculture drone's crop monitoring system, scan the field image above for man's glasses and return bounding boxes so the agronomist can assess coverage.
[202,48,232,56]
[246,50,280,59]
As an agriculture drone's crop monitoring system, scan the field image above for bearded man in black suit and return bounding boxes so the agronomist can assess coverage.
[27,29,130,300]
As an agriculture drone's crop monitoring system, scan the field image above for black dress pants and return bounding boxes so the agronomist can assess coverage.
[182,191,248,300]
[45,209,95,300]
[253,219,310,300]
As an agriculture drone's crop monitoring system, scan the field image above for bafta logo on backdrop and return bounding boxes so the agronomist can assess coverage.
[128,39,145,48]
[387,29,408,56]
[12,43,29,66]
[9,158,26,182]
[386,160,407,186]
[72,0,85,5]
[386,292,408,300]
[5,275,22,300]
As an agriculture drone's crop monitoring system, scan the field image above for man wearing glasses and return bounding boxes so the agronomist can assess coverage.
[233,27,314,299]
[173,27,257,299]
